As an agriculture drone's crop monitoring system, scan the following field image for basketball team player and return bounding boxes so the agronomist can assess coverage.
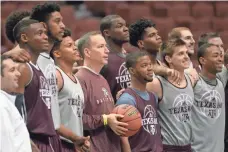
[0,55,31,152]
[100,15,130,101]
[191,43,228,152]
[76,31,128,152]
[116,51,163,152]
[50,29,90,152]
[13,19,62,151]
[147,39,195,152]
[129,18,181,82]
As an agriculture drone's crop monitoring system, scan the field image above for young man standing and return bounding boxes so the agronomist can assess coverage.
[0,55,31,152]
[13,19,62,151]
[76,31,128,152]
[100,15,130,101]
[147,39,195,152]
[51,29,90,152]
[117,51,163,152]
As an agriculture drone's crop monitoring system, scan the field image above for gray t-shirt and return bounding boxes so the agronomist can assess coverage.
[37,52,60,129]
[191,76,225,152]
[56,66,84,143]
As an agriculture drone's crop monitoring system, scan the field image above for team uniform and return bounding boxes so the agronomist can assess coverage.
[56,66,84,152]
[24,63,62,152]
[157,74,193,152]
[0,90,31,152]
[101,52,131,102]
[117,88,163,152]
[191,68,228,152]
[37,52,61,129]
[76,67,121,152]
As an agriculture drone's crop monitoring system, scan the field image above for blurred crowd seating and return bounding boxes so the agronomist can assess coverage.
[1,1,228,52]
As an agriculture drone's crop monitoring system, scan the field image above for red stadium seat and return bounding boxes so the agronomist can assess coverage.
[61,5,76,29]
[212,18,228,32]
[1,3,17,19]
[151,2,169,18]
[215,2,228,17]
[168,3,191,18]
[192,2,214,18]
[84,1,105,16]
[191,18,212,31]
[174,16,194,29]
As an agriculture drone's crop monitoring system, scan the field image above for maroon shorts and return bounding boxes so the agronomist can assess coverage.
[163,144,192,152]
[30,133,62,152]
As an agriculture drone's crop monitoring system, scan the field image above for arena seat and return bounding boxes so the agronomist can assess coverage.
[212,18,228,32]
[192,2,214,18]
[168,3,191,18]
[215,2,228,17]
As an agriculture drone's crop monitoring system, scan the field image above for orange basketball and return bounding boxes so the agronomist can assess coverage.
[112,104,142,137]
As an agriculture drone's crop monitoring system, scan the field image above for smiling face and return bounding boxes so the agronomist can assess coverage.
[180,30,195,55]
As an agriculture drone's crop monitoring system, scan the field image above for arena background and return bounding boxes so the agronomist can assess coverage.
[1,1,228,60]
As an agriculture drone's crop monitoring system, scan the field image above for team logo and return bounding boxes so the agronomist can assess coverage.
[70,90,83,118]
[142,105,158,135]
[96,87,114,104]
[169,93,193,122]
[39,76,51,109]
[102,88,109,98]
[115,62,131,88]
[44,64,58,96]
[195,90,222,119]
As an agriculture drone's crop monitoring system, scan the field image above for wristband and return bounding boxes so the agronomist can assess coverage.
[102,114,108,126]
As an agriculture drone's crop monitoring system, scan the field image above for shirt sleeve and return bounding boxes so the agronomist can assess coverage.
[0,108,16,152]
[216,66,228,87]
[116,93,136,107]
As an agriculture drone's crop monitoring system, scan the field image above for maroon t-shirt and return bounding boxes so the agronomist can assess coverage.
[100,52,131,102]
[125,88,163,152]
[24,63,56,136]
[76,67,121,152]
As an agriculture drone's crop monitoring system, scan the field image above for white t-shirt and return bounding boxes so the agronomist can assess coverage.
[0,90,31,152]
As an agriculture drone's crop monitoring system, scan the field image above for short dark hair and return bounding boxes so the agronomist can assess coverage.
[129,18,156,47]
[1,55,13,76]
[13,19,39,43]
[50,28,72,59]
[197,43,215,66]
[198,32,220,48]
[31,2,60,23]
[126,51,149,70]
[78,31,101,59]
[162,38,186,66]
[100,15,121,36]
[5,10,31,44]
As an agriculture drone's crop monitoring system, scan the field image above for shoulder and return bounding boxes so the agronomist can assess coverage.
[116,92,136,107]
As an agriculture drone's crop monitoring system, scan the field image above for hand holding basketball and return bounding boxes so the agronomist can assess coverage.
[106,113,129,136]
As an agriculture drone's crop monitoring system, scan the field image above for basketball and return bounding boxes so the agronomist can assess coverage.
[112,104,142,137]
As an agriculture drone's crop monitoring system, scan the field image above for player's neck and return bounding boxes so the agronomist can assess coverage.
[106,39,124,54]
[131,77,147,92]
[19,44,39,64]
[83,60,103,74]
[200,69,216,80]
[142,48,158,58]
[56,60,74,75]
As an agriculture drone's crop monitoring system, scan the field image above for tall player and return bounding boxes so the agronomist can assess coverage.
[76,31,128,152]
[129,18,181,82]
[13,19,62,151]
[191,43,227,152]
[0,55,31,152]
[147,39,195,152]
[30,2,65,133]
[51,29,90,152]
[100,15,130,101]
[116,51,163,152]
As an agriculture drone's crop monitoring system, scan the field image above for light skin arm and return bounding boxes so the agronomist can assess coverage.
[121,137,131,152]
[55,69,90,149]
[3,45,31,62]
[146,77,163,100]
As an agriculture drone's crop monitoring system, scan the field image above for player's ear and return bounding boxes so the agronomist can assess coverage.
[103,29,110,38]
[21,34,28,43]
[53,50,61,58]
[199,57,205,66]
[137,40,144,49]
[128,67,135,75]
[165,55,172,64]
[84,48,91,58]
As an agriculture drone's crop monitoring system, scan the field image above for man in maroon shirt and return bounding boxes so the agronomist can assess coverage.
[76,31,128,152]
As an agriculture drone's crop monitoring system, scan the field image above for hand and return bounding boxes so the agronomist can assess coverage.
[75,137,90,152]
[116,88,125,100]
[187,68,199,81]
[7,45,31,62]
[166,68,181,84]
[107,114,128,136]
[74,136,90,147]
[31,140,40,152]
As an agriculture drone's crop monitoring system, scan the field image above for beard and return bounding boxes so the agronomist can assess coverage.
[110,37,128,45]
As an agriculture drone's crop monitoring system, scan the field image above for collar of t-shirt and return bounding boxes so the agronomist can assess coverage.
[40,52,50,58]
[199,74,217,86]
[0,90,16,104]
[80,66,100,76]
